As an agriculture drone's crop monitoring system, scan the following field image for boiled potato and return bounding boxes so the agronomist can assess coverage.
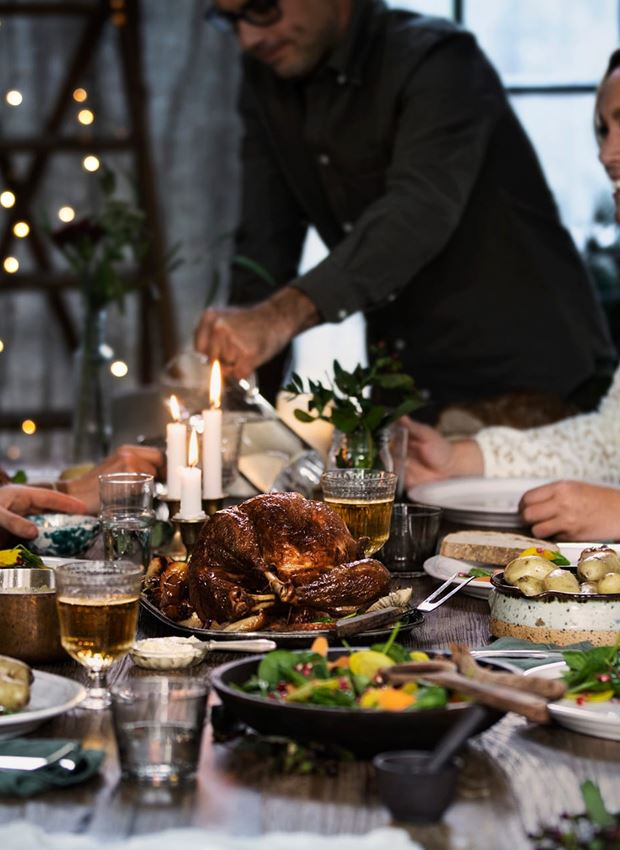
[504,556,556,585]
[579,581,599,594]
[0,655,32,713]
[514,576,545,597]
[543,568,580,593]
[0,655,32,685]
[597,572,620,594]
[577,547,620,582]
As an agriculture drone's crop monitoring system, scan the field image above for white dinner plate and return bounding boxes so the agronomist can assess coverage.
[0,671,85,740]
[423,542,594,600]
[409,477,554,528]
[41,557,92,569]
[524,661,620,741]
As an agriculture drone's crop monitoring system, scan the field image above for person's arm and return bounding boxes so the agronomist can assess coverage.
[519,481,620,541]
[0,485,88,545]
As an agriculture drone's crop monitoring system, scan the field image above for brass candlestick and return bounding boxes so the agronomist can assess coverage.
[172,512,207,559]
[155,495,185,559]
[202,497,224,516]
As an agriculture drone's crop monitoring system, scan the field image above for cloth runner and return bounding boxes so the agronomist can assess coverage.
[0,739,104,798]
[478,636,593,670]
[0,823,421,850]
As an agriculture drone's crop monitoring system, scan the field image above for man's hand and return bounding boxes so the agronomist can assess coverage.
[63,445,163,514]
[0,485,88,541]
[402,418,483,488]
[520,480,620,541]
[194,287,319,379]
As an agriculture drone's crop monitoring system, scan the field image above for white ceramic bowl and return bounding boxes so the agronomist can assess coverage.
[130,636,205,670]
[488,571,620,646]
[25,513,100,558]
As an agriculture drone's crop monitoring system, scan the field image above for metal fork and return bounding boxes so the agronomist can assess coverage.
[416,572,477,612]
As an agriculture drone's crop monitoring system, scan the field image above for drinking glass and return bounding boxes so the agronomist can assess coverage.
[111,676,208,785]
[55,561,142,710]
[381,503,443,575]
[99,472,155,568]
[321,469,398,555]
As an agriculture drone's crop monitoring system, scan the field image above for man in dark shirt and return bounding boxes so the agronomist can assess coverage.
[195,0,615,412]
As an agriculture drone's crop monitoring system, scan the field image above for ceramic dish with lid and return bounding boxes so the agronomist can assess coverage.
[489,570,620,646]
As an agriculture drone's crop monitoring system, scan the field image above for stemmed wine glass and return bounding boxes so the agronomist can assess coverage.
[55,561,142,710]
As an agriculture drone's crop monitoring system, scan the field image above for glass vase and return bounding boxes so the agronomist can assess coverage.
[72,305,113,463]
[329,428,393,471]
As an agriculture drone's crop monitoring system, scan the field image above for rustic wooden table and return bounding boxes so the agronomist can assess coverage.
[0,577,618,850]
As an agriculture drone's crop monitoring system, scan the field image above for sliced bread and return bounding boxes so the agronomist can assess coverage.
[439,530,559,567]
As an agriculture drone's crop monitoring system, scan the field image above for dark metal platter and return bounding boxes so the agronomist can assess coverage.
[211,649,504,757]
[140,595,424,648]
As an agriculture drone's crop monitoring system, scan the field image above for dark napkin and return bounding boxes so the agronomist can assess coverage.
[477,636,594,671]
[0,738,104,797]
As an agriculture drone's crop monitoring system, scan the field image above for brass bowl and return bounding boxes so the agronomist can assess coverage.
[0,569,66,664]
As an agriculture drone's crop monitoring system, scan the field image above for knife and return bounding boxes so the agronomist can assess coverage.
[0,742,76,772]
[335,606,404,638]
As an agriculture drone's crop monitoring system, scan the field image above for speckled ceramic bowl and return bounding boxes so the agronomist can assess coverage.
[25,513,100,558]
[489,570,620,646]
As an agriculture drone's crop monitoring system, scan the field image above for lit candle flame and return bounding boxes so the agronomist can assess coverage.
[209,360,222,410]
[169,394,181,422]
[188,428,199,468]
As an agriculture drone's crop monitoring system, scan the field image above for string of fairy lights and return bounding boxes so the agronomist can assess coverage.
[0,4,131,449]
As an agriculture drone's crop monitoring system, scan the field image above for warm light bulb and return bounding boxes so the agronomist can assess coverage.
[0,191,15,208]
[5,90,22,106]
[12,221,29,238]
[82,155,100,172]
[110,360,128,378]
[78,108,94,125]
[58,206,75,223]
[6,446,21,461]
[3,257,19,273]
[21,419,36,435]
[0,339,4,353]
[72,87,88,102]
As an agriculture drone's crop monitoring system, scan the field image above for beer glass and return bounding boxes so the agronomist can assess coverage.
[55,561,142,709]
[321,469,397,555]
[99,472,155,569]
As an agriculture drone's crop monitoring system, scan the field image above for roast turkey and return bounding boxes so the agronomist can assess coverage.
[187,492,391,626]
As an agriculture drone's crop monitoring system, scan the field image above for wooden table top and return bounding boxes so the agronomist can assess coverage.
[1,576,618,850]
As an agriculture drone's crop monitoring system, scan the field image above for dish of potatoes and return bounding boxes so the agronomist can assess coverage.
[494,546,620,598]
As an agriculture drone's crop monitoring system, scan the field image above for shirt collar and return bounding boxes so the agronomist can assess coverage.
[324,0,385,85]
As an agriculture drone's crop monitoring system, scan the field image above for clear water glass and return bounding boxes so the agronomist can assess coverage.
[99,472,155,568]
[111,676,208,785]
[381,503,443,575]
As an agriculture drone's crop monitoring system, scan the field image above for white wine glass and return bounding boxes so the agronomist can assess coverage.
[55,561,143,710]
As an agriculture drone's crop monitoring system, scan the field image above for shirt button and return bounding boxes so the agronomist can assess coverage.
[318,153,330,166]
[394,338,406,351]
[337,309,348,320]
[337,73,347,85]
[342,221,353,233]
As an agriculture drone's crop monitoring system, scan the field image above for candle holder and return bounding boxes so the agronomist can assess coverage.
[154,495,185,560]
[172,512,207,559]
[202,497,224,517]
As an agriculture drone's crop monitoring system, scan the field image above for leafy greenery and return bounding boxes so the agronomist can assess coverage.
[49,168,157,311]
[283,346,423,443]
[530,781,619,849]
[9,470,27,484]
[562,636,620,697]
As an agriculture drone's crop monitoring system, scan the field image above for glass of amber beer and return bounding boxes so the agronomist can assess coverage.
[55,561,142,710]
[321,469,398,556]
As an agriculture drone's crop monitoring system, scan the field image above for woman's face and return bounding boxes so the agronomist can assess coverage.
[597,66,620,224]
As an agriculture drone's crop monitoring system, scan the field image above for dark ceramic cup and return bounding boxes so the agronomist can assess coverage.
[373,750,460,823]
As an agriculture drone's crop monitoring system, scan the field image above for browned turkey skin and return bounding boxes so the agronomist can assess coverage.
[188,492,390,626]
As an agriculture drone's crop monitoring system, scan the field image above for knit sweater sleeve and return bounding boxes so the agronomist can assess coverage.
[474,368,620,481]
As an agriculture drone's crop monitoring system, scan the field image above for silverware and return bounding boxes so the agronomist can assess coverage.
[416,572,477,612]
[469,649,564,659]
[192,638,277,654]
[0,742,76,772]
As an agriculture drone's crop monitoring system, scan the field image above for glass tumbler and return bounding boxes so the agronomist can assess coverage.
[382,503,443,575]
[99,472,155,568]
[111,676,209,785]
[321,468,397,555]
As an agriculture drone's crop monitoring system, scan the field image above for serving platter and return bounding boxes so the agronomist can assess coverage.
[0,671,85,740]
[524,661,620,741]
[140,596,424,648]
[211,650,505,756]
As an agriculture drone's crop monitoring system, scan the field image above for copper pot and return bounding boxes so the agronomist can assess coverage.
[0,568,67,664]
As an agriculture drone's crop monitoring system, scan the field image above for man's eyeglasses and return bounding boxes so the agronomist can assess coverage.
[205,0,282,32]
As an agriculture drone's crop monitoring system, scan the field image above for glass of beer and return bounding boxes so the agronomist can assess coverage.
[321,469,398,555]
[55,561,142,710]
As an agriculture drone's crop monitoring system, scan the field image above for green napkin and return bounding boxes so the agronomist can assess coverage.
[0,739,104,798]
[479,636,594,671]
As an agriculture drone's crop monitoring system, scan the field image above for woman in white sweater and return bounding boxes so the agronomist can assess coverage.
[405,49,620,541]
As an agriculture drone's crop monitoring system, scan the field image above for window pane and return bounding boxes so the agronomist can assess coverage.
[511,94,611,247]
[386,0,453,19]
[465,0,618,86]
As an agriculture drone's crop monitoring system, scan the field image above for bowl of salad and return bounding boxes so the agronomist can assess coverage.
[211,630,503,756]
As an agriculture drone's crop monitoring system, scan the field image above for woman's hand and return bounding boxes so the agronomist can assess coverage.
[0,485,88,541]
[520,480,620,541]
[402,418,484,488]
[63,445,163,514]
